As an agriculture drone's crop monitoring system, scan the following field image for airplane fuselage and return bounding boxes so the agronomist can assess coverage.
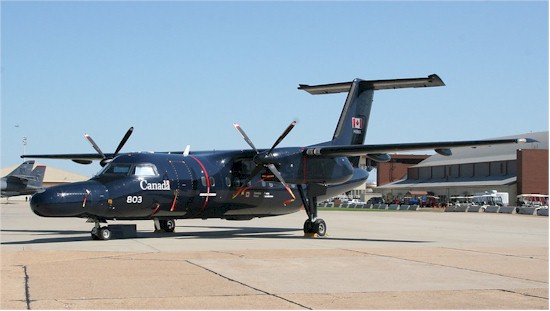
[30,150,368,221]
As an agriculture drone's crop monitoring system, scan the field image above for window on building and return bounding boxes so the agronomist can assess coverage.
[419,167,431,179]
[432,166,445,179]
[474,162,490,177]
[460,163,474,178]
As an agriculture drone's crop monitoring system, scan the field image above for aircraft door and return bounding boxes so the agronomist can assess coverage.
[166,159,198,217]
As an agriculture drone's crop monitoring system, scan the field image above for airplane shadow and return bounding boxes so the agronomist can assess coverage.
[1,225,432,245]
[1,229,96,245]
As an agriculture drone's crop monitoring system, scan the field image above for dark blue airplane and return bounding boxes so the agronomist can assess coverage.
[23,75,533,240]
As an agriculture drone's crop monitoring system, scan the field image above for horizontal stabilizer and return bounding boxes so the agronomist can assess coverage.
[298,74,444,95]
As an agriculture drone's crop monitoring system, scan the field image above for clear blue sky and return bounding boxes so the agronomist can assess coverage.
[2,1,548,177]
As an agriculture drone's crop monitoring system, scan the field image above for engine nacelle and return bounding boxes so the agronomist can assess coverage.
[366,153,391,162]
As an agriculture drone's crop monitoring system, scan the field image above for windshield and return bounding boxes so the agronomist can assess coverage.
[96,163,158,177]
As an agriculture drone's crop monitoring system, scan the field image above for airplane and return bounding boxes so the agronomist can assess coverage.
[22,74,535,240]
[1,160,46,198]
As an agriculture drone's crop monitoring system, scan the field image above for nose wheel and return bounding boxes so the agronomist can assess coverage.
[90,219,111,240]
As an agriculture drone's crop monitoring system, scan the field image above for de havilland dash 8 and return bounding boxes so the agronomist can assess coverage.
[23,74,534,240]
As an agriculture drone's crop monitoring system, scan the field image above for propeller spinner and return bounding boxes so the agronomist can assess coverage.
[84,127,134,167]
[232,121,297,204]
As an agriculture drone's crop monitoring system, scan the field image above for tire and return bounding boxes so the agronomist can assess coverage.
[313,219,327,236]
[99,227,111,240]
[303,219,313,234]
[160,219,176,232]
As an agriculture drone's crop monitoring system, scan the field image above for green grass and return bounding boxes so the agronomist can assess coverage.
[318,207,394,212]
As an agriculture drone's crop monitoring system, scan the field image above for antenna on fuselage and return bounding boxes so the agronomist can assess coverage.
[183,145,191,157]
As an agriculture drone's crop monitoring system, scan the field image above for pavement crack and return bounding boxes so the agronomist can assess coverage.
[440,246,547,260]
[185,260,312,310]
[341,248,548,285]
[22,265,31,310]
[498,289,549,301]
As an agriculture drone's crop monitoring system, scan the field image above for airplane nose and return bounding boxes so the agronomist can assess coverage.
[30,181,107,217]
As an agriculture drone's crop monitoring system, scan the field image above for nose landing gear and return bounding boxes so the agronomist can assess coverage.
[90,218,111,240]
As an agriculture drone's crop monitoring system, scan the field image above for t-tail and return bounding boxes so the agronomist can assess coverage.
[299,74,445,165]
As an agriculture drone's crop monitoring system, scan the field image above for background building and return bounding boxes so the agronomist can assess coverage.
[376,132,548,204]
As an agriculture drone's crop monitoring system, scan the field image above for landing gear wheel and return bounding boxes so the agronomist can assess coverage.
[159,219,176,232]
[303,219,326,236]
[303,219,313,234]
[98,226,111,240]
[313,219,326,236]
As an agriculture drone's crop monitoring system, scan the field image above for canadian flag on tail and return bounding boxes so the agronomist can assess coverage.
[351,117,363,130]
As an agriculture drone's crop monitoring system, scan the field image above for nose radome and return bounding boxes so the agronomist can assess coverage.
[30,181,107,218]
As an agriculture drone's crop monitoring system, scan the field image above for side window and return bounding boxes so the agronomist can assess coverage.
[133,164,158,177]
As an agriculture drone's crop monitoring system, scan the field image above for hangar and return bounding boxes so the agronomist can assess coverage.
[376,131,548,204]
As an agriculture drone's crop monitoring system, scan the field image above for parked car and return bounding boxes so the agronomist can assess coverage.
[367,197,385,204]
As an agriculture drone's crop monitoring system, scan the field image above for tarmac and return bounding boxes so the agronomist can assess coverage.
[1,202,548,309]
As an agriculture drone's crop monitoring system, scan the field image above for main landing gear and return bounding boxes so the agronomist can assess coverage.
[298,184,327,237]
[154,218,176,233]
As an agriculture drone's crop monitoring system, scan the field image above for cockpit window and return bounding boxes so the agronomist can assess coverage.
[102,163,132,175]
[96,162,159,177]
[133,164,158,176]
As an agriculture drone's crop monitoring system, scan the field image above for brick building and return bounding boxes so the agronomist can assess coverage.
[376,131,548,203]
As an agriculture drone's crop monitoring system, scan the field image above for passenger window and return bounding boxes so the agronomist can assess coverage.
[133,164,157,176]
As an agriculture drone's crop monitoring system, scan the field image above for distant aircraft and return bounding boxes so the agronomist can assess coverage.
[22,75,534,240]
[1,161,46,198]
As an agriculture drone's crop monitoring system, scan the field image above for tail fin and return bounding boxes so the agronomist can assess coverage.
[28,166,46,188]
[5,160,35,177]
[299,74,445,147]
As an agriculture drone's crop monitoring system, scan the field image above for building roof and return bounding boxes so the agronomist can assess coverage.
[377,131,547,190]
[378,176,517,189]
[413,131,548,168]
[1,162,89,183]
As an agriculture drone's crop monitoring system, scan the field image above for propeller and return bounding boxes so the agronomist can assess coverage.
[232,121,297,204]
[84,127,134,167]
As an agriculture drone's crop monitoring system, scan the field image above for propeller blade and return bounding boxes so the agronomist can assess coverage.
[268,121,296,154]
[233,123,258,153]
[266,163,296,204]
[113,127,134,156]
[84,134,106,159]
[232,165,264,199]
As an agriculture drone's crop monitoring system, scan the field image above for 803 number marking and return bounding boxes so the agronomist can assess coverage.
[127,196,143,204]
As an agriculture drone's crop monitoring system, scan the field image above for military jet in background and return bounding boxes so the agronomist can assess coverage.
[1,161,46,198]
[22,74,534,240]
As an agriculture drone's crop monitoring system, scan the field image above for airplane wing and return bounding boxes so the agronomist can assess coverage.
[20,153,108,165]
[304,138,537,158]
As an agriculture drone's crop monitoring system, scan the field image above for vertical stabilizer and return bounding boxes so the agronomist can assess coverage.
[28,166,46,188]
[6,161,35,177]
[298,74,445,166]
[299,74,445,147]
